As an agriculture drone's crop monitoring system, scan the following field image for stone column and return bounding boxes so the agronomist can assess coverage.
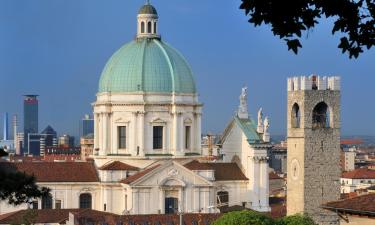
[131,112,137,156]
[159,188,165,214]
[195,113,202,153]
[193,187,200,212]
[102,113,109,155]
[138,112,145,156]
[177,113,184,155]
[172,112,178,154]
[94,113,99,150]
[259,158,270,211]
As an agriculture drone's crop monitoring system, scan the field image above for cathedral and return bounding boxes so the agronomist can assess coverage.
[0,3,272,215]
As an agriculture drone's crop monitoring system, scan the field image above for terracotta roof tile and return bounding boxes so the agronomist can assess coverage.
[99,161,139,171]
[269,172,283,180]
[72,210,221,225]
[120,164,160,184]
[0,209,85,224]
[342,167,375,179]
[184,160,248,181]
[323,193,375,215]
[0,161,99,182]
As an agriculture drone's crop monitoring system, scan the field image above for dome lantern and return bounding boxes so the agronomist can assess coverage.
[137,1,159,39]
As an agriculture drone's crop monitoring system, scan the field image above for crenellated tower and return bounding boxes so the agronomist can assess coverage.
[287,75,341,225]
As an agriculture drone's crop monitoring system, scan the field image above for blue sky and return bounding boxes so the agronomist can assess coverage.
[0,0,374,138]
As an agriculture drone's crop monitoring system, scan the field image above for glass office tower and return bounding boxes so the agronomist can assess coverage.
[23,95,38,155]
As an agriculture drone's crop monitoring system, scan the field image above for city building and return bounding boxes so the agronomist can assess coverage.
[79,114,94,138]
[3,112,8,140]
[286,75,341,225]
[15,132,24,155]
[80,133,94,160]
[341,147,356,172]
[268,145,287,174]
[23,95,39,155]
[219,88,272,211]
[341,167,375,193]
[323,193,375,225]
[0,112,15,152]
[58,134,75,148]
[0,3,272,216]
[40,125,58,155]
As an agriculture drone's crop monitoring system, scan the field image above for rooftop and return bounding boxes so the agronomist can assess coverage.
[323,193,375,217]
[0,161,99,182]
[342,167,375,179]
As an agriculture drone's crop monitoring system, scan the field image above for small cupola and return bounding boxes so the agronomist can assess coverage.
[137,1,159,39]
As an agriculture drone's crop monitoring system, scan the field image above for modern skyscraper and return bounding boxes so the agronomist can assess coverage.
[80,114,94,137]
[3,112,8,140]
[23,95,39,155]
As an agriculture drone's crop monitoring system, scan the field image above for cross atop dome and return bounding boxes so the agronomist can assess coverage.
[137,2,159,39]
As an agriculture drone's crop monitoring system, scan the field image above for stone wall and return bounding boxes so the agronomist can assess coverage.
[287,76,341,225]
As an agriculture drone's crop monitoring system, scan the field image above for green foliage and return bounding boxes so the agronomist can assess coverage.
[212,211,317,225]
[212,211,274,225]
[278,214,317,225]
[0,147,50,205]
[240,0,375,58]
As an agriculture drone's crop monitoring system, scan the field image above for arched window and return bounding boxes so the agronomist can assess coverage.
[217,191,229,209]
[41,194,52,209]
[79,193,92,209]
[154,22,157,34]
[312,102,330,129]
[141,22,145,33]
[147,21,152,33]
[291,103,301,128]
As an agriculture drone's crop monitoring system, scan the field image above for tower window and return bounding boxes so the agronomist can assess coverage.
[141,22,145,33]
[291,103,301,128]
[185,126,191,149]
[79,193,92,209]
[153,126,163,149]
[312,102,330,129]
[118,126,126,149]
[154,22,157,34]
[147,21,152,33]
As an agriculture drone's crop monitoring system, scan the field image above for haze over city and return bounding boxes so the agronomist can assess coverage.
[1,0,374,137]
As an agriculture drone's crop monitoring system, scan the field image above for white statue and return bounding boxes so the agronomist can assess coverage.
[238,86,249,119]
[264,116,270,134]
[257,108,264,133]
[258,108,263,126]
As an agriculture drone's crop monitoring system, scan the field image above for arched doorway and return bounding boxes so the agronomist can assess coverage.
[164,189,179,214]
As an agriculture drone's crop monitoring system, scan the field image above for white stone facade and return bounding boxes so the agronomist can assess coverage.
[93,92,202,157]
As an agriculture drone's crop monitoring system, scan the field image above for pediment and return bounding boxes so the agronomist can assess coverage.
[131,161,212,187]
[150,118,166,124]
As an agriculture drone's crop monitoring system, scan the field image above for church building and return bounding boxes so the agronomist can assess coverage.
[0,2,271,216]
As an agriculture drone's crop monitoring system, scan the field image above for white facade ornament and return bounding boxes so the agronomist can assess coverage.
[263,116,270,142]
[257,108,264,133]
[237,86,249,119]
[168,168,179,176]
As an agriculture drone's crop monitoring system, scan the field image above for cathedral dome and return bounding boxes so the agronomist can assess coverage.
[98,38,196,94]
[138,4,157,15]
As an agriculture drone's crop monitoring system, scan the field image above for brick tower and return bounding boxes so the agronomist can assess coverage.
[287,75,341,225]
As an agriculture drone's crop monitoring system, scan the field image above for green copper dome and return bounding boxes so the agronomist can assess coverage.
[98,38,196,94]
[138,4,157,15]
